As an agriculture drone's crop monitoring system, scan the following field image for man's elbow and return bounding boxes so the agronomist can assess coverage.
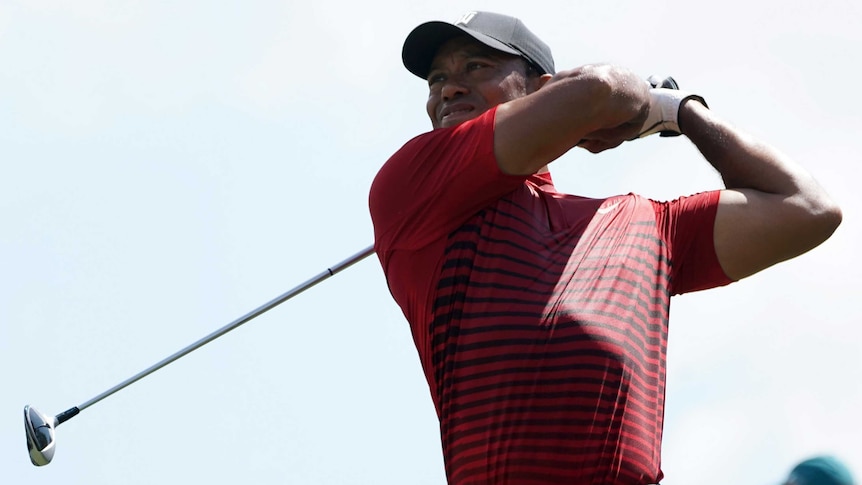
[800,189,843,245]
[817,199,843,239]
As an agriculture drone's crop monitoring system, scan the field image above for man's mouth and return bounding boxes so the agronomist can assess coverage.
[440,104,473,123]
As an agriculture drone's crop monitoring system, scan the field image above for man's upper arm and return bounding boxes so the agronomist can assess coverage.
[369,109,525,252]
[713,188,841,280]
[654,191,732,295]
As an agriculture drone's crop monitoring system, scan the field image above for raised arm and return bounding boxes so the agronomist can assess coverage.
[494,64,650,176]
[679,100,842,280]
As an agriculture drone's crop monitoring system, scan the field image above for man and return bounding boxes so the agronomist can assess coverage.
[784,456,856,485]
[369,11,842,485]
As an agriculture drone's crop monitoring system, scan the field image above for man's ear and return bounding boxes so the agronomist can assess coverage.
[529,73,553,93]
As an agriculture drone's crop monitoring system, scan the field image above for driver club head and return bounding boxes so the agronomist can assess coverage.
[24,405,57,466]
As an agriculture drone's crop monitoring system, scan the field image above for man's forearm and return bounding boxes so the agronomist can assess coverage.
[496,64,650,174]
[678,100,842,279]
[679,100,835,207]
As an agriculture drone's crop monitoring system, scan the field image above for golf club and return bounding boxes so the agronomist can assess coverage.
[24,244,375,466]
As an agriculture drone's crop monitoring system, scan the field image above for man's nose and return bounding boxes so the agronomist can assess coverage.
[440,76,469,101]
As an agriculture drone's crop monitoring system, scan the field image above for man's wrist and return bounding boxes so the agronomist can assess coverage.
[678,97,709,136]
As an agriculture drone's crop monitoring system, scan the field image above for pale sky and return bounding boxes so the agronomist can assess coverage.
[2,1,860,484]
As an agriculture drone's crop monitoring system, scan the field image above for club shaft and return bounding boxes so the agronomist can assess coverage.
[75,245,375,413]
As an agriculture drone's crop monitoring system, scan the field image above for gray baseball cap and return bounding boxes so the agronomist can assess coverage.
[402,11,555,80]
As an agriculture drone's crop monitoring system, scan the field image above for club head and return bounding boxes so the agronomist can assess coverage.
[24,405,56,466]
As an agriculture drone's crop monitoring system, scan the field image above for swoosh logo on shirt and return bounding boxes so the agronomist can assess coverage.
[597,201,621,215]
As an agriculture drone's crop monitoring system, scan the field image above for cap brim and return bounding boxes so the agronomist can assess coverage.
[402,21,520,79]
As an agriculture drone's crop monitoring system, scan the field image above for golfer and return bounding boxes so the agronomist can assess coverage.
[369,11,842,484]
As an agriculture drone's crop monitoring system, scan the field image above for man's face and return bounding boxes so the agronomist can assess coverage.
[425,36,535,129]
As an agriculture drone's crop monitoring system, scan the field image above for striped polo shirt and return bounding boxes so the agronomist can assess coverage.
[370,107,731,484]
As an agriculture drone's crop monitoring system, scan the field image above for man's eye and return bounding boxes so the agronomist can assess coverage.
[428,74,445,86]
[467,62,487,71]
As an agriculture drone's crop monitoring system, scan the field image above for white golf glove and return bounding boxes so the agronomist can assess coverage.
[636,75,708,138]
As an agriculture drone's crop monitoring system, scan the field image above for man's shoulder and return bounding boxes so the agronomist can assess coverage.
[390,108,498,159]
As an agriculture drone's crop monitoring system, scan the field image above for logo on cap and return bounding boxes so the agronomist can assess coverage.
[455,11,478,26]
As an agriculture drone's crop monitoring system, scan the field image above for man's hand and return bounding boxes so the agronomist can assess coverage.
[577,118,646,153]
[635,75,708,139]
[576,75,707,153]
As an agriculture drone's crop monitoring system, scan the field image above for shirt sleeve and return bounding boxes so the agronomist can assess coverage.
[651,190,735,295]
[369,107,527,255]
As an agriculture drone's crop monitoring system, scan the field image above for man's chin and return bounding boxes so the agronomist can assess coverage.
[439,112,480,129]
